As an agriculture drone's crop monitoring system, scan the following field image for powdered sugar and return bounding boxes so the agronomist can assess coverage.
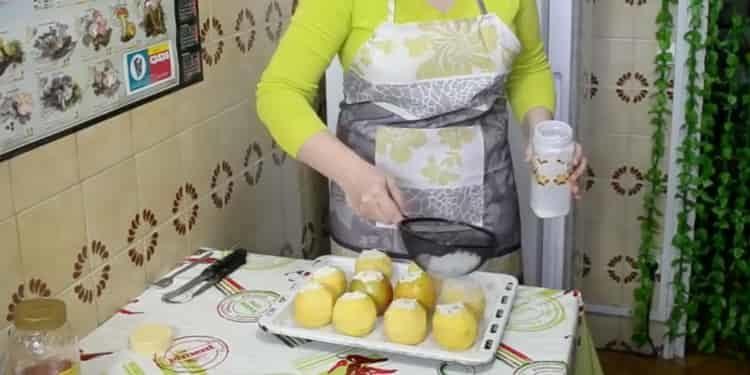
[418,251,482,277]
[353,270,384,282]
[340,291,369,301]
[390,298,419,311]
[399,269,424,283]
[436,303,467,316]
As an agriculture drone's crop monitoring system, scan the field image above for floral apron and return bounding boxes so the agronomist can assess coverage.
[330,0,522,258]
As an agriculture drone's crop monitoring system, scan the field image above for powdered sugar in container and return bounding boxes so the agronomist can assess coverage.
[530,120,575,218]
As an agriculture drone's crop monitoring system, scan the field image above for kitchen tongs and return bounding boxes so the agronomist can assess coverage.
[161,248,247,304]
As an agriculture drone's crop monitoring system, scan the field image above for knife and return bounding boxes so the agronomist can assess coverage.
[161,248,247,304]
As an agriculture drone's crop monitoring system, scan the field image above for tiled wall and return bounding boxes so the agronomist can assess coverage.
[575,0,669,352]
[0,0,328,345]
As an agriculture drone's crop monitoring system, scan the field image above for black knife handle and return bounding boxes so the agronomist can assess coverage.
[204,248,247,281]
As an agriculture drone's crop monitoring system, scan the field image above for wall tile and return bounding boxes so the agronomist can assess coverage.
[82,159,138,256]
[179,116,222,198]
[77,113,132,179]
[58,272,99,339]
[174,70,216,132]
[0,161,12,220]
[225,174,257,250]
[188,193,233,252]
[581,134,630,186]
[587,314,623,349]
[206,39,249,111]
[131,95,178,153]
[10,135,78,212]
[0,327,9,372]
[146,222,187,282]
[219,102,253,176]
[17,186,86,296]
[0,218,23,330]
[633,40,660,86]
[632,1,661,40]
[252,147,285,255]
[578,178,626,307]
[593,0,635,39]
[592,38,634,88]
[135,137,185,230]
[212,0,244,37]
[96,249,146,324]
[280,159,304,258]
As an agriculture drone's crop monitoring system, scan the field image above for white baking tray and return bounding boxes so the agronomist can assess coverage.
[258,255,518,366]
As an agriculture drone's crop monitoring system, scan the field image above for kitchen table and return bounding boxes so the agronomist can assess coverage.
[80,251,603,375]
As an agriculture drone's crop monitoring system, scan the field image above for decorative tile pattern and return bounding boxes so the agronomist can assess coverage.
[126,209,159,266]
[615,72,649,103]
[172,183,200,235]
[244,142,264,186]
[210,161,234,209]
[235,9,257,54]
[264,1,284,42]
[201,18,225,66]
[610,166,645,196]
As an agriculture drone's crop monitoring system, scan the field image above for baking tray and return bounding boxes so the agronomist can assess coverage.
[258,255,518,366]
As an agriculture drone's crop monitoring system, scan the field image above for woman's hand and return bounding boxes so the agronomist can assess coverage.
[569,143,588,199]
[526,142,588,200]
[296,131,406,225]
[340,165,406,225]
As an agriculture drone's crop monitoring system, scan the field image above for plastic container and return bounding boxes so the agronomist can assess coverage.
[8,299,80,375]
[530,120,575,218]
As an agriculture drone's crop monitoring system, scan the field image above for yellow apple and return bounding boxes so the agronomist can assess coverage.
[293,281,334,328]
[384,299,428,345]
[395,268,436,312]
[355,249,393,279]
[312,265,347,298]
[350,271,393,315]
[332,291,377,337]
[432,303,478,351]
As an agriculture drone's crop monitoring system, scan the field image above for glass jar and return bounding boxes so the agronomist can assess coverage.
[8,299,79,375]
[530,120,575,218]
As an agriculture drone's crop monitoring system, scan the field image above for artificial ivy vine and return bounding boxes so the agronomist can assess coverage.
[631,0,675,349]
[635,0,750,355]
[668,0,705,346]
[685,2,750,354]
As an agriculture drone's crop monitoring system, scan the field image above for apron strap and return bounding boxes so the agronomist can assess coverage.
[476,0,488,15]
[387,0,396,23]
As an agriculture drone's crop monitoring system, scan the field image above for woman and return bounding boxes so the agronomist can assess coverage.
[257,0,586,273]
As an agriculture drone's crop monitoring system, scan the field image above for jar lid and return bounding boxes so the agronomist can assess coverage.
[14,298,67,331]
[533,120,573,148]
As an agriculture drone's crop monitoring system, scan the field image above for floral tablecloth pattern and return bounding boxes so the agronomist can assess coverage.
[80,252,602,375]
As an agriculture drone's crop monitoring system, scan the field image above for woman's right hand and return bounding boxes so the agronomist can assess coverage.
[340,165,406,225]
[296,131,406,224]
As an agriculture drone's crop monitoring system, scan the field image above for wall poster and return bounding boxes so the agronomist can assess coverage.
[0,0,203,161]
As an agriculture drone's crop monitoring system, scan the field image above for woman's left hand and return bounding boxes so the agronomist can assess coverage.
[569,143,588,200]
[526,142,588,200]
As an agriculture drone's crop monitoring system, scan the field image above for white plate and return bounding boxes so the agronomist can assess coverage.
[258,255,518,366]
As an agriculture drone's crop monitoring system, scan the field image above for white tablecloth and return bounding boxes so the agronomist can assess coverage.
[80,252,583,374]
